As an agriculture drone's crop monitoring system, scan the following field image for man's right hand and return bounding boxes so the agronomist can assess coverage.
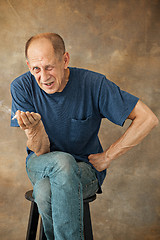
[16,110,50,156]
[16,110,41,131]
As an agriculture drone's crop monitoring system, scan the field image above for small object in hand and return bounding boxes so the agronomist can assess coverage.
[12,111,23,120]
[12,114,17,120]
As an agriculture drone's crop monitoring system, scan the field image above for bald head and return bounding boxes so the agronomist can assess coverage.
[25,33,66,60]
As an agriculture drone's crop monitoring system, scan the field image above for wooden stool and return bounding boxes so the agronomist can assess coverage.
[25,190,96,240]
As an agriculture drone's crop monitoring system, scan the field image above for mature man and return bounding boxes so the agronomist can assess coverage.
[10,33,158,240]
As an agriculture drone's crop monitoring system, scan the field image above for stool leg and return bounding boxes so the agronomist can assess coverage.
[26,201,39,240]
[83,202,93,240]
[39,218,48,240]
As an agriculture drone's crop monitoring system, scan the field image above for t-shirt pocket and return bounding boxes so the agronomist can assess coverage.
[70,115,99,153]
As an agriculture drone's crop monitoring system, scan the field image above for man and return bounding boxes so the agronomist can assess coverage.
[10,33,158,240]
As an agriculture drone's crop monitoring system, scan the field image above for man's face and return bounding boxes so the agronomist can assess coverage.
[26,38,69,94]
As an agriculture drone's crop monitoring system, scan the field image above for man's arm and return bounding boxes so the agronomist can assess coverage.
[16,110,50,156]
[88,100,159,171]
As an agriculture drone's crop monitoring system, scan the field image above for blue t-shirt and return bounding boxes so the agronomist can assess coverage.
[10,67,139,187]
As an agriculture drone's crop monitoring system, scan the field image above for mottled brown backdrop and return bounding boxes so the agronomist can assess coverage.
[0,0,160,239]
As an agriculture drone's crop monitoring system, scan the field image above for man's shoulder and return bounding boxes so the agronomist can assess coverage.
[10,71,37,98]
[70,67,105,79]
[11,71,32,87]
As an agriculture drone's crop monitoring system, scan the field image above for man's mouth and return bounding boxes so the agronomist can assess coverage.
[45,82,53,86]
[43,81,55,87]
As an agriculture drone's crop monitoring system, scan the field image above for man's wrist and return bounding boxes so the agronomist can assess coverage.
[105,149,114,163]
[26,120,42,136]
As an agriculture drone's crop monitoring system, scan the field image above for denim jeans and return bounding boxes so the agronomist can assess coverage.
[26,151,99,240]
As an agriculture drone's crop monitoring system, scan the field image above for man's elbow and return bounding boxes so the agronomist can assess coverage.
[148,112,159,129]
[36,151,50,157]
[152,114,159,127]
[139,100,159,128]
[35,142,50,156]
[35,147,50,157]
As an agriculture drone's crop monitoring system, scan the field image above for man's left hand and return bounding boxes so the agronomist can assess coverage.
[88,151,111,172]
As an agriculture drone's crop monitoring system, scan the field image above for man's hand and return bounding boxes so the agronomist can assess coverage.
[16,110,50,156]
[16,110,41,131]
[88,151,111,172]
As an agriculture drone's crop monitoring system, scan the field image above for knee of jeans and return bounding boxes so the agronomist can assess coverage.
[50,152,80,184]
[52,152,77,173]
[33,177,51,213]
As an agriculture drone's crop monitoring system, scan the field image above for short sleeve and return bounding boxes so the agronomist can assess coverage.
[99,77,139,126]
[10,78,35,127]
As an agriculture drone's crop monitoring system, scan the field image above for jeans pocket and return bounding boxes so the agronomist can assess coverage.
[78,162,99,199]
[83,179,99,199]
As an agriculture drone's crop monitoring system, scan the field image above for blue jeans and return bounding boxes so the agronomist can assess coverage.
[26,151,99,240]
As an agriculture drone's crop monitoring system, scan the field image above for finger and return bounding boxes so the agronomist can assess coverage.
[16,110,22,118]
[88,154,97,161]
[31,112,41,121]
[88,155,100,163]
[20,112,32,126]
[88,154,92,160]
[89,158,99,165]
[25,111,36,124]
[90,162,102,172]
[16,111,27,129]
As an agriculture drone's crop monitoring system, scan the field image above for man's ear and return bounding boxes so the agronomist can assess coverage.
[63,52,70,69]
[26,60,32,71]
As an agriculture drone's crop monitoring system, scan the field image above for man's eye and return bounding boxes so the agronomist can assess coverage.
[33,67,40,73]
[46,67,53,71]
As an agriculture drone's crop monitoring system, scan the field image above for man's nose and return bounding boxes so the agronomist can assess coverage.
[41,70,50,82]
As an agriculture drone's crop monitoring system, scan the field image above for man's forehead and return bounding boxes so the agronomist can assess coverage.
[28,38,54,55]
[29,37,52,47]
[28,55,56,66]
[27,39,56,62]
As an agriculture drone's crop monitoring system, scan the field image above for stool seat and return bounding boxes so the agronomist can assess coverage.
[25,190,96,240]
[25,189,96,203]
